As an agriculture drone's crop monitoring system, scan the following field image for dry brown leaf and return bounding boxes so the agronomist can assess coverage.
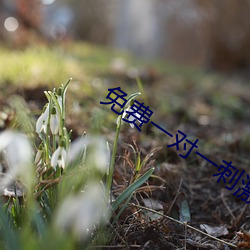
[237,231,250,248]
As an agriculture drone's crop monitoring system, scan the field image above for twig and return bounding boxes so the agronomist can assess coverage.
[130,203,237,249]
[184,221,187,250]
[166,178,183,215]
[221,190,236,221]
[233,198,249,227]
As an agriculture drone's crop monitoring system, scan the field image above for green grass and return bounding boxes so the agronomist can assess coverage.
[0,42,211,88]
[0,42,130,87]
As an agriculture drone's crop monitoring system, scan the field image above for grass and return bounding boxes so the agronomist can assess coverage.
[0,41,211,87]
[0,42,130,87]
[0,41,250,249]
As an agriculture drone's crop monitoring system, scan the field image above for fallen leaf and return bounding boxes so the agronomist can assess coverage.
[200,224,228,237]
[143,198,164,210]
[237,231,250,248]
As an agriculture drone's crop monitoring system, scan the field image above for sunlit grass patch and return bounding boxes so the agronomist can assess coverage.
[0,45,85,86]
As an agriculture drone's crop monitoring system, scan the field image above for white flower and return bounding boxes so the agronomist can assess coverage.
[67,135,110,173]
[116,106,141,128]
[36,104,50,133]
[50,106,60,135]
[0,130,33,190]
[51,145,67,169]
[54,182,109,240]
[92,138,110,172]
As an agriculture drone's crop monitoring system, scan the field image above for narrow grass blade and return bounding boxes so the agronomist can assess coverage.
[112,167,154,211]
[0,208,21,250]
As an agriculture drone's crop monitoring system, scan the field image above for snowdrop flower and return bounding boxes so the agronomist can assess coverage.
[91,137,110,173]
[0,130,33,190]
[67,135,110,173]
[54,182,109,240]
[51,143,67,169]
[116,106,141,128]
[50,106,60,135]
[36,103,50,133]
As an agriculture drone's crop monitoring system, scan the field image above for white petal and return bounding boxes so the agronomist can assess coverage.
[36,113,45,133]
[0,131,33,190]
[41,122,48,133]
[122,107,130,118]
[93,138,110,173]
[55,182,109,240]
[67,136,88,163]
[44,104,50,118]
[36,104,50,134]
[59,148,67,169]
[50,114,59,135]
[57,96,63,112]
[5,133,32,170]
[0,130,14,151]
[51,147,61,168]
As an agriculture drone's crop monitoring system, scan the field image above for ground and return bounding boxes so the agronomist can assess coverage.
[1,42,250,249]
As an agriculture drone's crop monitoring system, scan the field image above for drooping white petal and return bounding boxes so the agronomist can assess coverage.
[67,137,87,164]
[36,113,45,133]
[50,113,59,135]
[0,130,33,190]
[122,107,130,119]
[0,130,14,151]
[51,146,61,168]
[58,148,67,169]
[41,121,48,133]
[92,138,110,173]
[5,133,32,171]
[54,182,109,240]
[67,136,110,173]
[51,146,67,169]
[36,104,50,133]
[122,107,142,128]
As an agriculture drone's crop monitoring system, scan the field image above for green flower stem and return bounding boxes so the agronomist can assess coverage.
[106,91,141,199]
[106,114,122,197]
[48,92,63,136]
[52,134,56,152]
[61,78,71,126]
[45,98,53,164]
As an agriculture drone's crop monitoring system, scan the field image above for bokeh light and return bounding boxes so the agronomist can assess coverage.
[4,17,19,32]
[41,0,55,5]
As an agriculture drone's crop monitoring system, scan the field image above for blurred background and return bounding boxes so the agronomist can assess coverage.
[1,2,250,246]
[1,0,250,72]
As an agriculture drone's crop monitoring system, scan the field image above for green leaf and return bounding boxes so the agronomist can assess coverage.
[32,209,46,237]
[0,207,21,250]
[112,193,133,224]
[135,152,141,172]
[179,199,191,222]
[112,167,154,211]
